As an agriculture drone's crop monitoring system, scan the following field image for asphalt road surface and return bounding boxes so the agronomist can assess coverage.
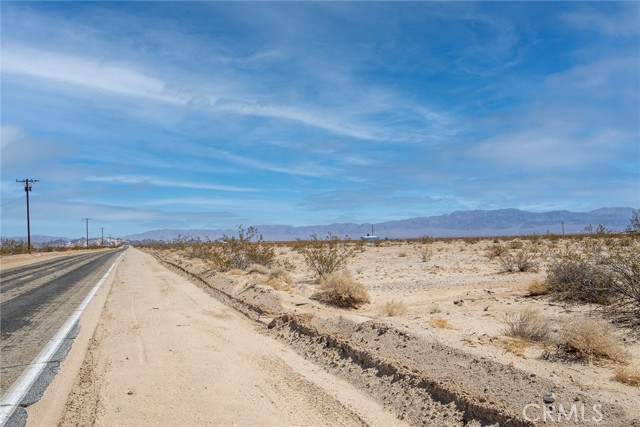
[0,249,124,395]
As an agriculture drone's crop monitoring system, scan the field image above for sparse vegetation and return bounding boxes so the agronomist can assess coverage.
[294,234,355,278]
[269,266,294,286]
[315,271,369,308]
[247,263,269,275]
[499,246,538,273]
[420,246,433,262]
[527,281,549,296]
[381,299,407,316]
[546,238,640,322]
[486,243,508,260]
[613,365,640,387]
[554,318,630,364]
[430,317,453,329]
[208,226,276,272]
[502,308,550,342]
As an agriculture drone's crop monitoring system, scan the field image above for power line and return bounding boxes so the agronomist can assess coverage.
[16,179,39,252]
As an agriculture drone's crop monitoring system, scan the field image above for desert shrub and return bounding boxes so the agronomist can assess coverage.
[546,239,640,320]
[381,299,407,316]
[208,226,275,272]
[315,271,369,308]
[398,251,408,257]
[589,240,640,320]
[508,240,524,249]
[269,266,294,285]
[1,238,28,255]
[614,365,640,387]
[502,308,550,342]
[625,209,640,235]
[499,246,538,272]
[420,247,434,262]
[486,243,508,260]
[555,318,630,364]
[294,234,355,278]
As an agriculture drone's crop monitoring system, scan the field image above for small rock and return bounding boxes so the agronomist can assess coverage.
[453,300,463,305]
[127,390,134,396]
[543,391,556,404]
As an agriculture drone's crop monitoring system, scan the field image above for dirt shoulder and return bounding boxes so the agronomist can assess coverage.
[28,248,404,426]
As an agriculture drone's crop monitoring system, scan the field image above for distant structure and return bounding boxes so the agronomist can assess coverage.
[361,224,379,241]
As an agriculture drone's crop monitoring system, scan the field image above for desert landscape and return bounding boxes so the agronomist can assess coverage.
[112,232,639,426]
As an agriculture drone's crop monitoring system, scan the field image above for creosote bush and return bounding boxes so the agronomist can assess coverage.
[315,271,369,308]
[546,238,640,322]
[294,234,355,278]
[499,246,538,273]
[208,226,275,272]
[502,308,550,342]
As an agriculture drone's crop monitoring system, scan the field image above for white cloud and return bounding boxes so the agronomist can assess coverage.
[85,175,258,192]
[563,6,640,37]
[1,45,186,104]
[205,149,336,178]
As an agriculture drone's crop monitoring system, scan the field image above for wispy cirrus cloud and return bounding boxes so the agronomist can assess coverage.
[85,175,258,193]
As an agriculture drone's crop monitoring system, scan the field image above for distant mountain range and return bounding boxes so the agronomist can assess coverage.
[124,207,637,242]
[4,207,636,245]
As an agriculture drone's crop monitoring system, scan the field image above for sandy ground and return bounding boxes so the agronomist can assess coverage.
[27,248,404,426]
[142,238,640,426]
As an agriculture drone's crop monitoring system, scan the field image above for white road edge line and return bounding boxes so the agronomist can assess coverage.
[0,251,126,426]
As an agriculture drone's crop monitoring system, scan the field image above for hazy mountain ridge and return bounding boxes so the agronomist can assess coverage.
[4,208,634,244]
[124,207,636,242]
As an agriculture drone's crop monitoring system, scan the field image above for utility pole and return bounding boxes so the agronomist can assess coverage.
[16,178,39,252]
[83,218,91,248]
[561,221,565,236]
[101,227,104,247]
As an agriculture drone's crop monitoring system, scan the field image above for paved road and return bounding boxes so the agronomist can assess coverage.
[0,249,125,395]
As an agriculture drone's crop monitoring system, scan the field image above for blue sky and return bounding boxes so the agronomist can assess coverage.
[1,1,639,239]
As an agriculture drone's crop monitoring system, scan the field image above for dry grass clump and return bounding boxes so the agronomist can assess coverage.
[381,299,407,317]
[430,317,453,329]
[247,263,269,275]
[527,281,549,296]
[269,266,294,285]
[315,271,369,309]
[613,365,640,387]
[495,337,528,357]
[263,279,291,291]
[555,318,631,364]
[502,308,550,342]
